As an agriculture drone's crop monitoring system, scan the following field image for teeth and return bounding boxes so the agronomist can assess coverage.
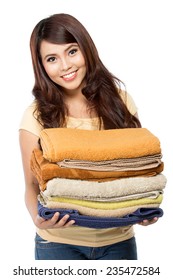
[63,71,76,78]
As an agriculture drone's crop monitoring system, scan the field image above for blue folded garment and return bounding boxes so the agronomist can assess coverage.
[38,202,163,228]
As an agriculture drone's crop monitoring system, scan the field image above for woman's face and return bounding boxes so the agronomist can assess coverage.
[40,40,86,95]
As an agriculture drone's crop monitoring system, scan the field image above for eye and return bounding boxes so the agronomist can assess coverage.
[47,57,56,62]
[69,48,78,56]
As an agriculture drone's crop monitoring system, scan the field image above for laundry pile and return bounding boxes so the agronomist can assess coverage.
[31,127,166,228]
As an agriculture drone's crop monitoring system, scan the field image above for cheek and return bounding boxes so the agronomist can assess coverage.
[43,64,59,78]
[75,54,86,67]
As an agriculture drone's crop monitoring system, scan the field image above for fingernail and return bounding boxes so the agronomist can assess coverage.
[65,214,69,219]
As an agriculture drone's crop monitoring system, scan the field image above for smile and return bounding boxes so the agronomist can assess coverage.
[62,71,77,81]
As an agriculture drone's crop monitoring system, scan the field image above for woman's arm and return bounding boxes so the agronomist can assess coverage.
[19,129,75,228]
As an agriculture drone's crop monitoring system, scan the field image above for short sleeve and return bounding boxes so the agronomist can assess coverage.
[119,90,138,115]
[19,101,43,137]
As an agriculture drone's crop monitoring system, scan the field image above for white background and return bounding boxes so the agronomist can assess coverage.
[1,0,172,278]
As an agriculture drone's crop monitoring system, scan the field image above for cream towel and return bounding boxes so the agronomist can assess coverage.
[42,190,163,202]
[44,174,166,199]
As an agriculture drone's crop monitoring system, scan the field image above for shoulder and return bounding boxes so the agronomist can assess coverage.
[119,89,138,115]
[19,100,43,137]
[21,100,37,118]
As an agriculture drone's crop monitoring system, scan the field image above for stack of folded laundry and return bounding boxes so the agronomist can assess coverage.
[31,127,167,228]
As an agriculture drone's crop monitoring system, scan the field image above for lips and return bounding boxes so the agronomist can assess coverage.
[62,70,77,81]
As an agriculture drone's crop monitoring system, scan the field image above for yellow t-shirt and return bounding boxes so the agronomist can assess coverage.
[19,91,137,247]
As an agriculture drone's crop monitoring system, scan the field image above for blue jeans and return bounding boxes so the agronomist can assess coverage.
[35,233,137,260]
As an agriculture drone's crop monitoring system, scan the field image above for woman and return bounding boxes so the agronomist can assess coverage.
[19,13,158,260]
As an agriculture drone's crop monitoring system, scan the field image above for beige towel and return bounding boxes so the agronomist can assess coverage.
[44,174,166,200]
[57,154,162,171]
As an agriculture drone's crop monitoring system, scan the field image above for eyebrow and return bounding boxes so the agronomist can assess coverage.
[43,43,78,60]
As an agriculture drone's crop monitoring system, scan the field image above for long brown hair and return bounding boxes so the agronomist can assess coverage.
[30,13,141,129]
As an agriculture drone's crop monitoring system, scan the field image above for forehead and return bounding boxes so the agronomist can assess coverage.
[40,40,77,56]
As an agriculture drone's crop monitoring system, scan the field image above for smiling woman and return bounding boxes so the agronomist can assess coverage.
[40,41,86,94]
[18,13,160,261]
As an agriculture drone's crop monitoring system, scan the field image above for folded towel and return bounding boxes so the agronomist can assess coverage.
[44,174,166,200]
[41,190,163,202]
[38,202,163,228]
[31,149,164,191]
[57,154,162,171]
[39,192,163,210]
[38,200,160,217]
[40,127,161,162]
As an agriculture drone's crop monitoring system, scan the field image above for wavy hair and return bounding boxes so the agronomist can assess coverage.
[30,13,141,129]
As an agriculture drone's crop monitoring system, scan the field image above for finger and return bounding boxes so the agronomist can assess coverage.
[55,214,71,227]
[39,212,60,227]
[146,217,158,224]
[48,212,60,225]
[147,217,158,225]
[63,219,76,228]
[139,219,149,226]
[138,217,158,226]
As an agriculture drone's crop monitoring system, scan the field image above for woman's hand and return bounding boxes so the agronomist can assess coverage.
[138,217,158,226]
[34,213,75,229]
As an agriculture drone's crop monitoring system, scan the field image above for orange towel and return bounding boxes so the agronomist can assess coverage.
[31,149,164,191]
[40,127,161,162]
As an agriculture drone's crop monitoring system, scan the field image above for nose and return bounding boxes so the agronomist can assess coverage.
[60,56,72,71]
